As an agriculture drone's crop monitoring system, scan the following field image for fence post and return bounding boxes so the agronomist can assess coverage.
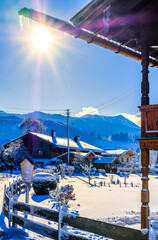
[8,192,12,228]
[19,179,21,194]
[58,203,62,240]
[9,182,11,193]
[14,180,17,195]
[12,195,18,227]
[148,217,151,240]
[2,184,6,210]
[25,183,30,203]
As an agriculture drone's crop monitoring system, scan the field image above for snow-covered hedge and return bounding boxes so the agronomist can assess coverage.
[33,173,57,195]
[34,166,57,175]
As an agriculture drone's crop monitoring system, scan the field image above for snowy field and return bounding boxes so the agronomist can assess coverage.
[0,172,158,239]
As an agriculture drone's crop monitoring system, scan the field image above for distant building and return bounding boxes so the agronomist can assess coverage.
[92,156,121,173]
[57,150,95,165]
[101,149,135,165]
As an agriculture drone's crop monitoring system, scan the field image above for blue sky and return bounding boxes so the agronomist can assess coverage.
[0,0,158,124]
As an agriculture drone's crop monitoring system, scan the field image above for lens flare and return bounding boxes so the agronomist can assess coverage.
[31,27,53,50]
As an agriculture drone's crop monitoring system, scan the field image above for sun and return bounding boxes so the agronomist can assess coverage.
[31,27,53,51]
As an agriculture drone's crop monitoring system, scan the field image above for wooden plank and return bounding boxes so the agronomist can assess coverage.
[12,213,58,240]
[62,231,88,240]
[63,215,147,240]
[3,206,9,219]
[21,184,26,190]
[5,193,9,207]
[13,202,58,222]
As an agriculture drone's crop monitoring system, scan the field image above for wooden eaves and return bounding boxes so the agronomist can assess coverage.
[18,3,158,68]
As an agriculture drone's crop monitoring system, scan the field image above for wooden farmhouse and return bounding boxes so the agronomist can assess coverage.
[2,131,103,165]
[101,149,135,165]
[92,156,120,173]
[2,131,135,172]
[57,150,96,165]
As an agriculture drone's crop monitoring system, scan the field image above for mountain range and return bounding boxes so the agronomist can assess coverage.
[0,110,140,149]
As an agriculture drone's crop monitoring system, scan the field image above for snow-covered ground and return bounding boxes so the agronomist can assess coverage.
[1,172,158,239]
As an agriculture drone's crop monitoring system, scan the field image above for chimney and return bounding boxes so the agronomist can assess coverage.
[74,135,80,143]
[51,130,56,138]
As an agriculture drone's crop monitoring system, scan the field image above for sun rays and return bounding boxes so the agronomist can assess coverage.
[31,26,53,51]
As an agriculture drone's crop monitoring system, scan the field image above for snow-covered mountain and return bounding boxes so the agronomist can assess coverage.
[0,111,140,149]
[70,114,139,136]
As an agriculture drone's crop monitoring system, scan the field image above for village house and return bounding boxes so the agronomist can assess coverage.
[1,131,135,173]
[92,156,121,173]
[90,149,135,172]
[57,150,96,165]
[101,149,135,165]
[2,130,103,165]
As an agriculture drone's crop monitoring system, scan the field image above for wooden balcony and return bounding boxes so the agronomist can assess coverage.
[138,104,158,150]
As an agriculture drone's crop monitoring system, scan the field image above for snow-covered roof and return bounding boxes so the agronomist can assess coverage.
[102,149,135,157]
[57,151,95,159]
[20,156,34,165]
[31,132,103,152]
[93,157,119,164]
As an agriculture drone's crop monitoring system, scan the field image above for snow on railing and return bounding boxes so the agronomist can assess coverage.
[148,217,158,240]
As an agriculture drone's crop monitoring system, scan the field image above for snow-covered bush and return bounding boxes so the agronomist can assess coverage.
[33,173,57,195]
[55,173,60,182]
[50,184,75,206]
[45,166,57,174]
[67,166,75,177]
[59,163,67,179]
[81,163,95,184]
[1,139,29,166]
[34,168,44,174]
[72,152,84,173]
[98,169,106,174]
[91,167,97,172]
[34,166,57,174]
[74,164,82,173]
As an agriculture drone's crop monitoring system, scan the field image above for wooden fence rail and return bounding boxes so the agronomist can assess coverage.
[3,180,148,240]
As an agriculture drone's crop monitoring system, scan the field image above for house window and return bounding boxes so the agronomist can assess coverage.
[127,158,129,163]
[38,150,43,156]
[121,157,123,163]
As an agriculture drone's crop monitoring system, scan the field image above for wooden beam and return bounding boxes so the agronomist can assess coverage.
[12,213,58,239]
[13,202,59,222]
[141,149,150,229]
[141,45,149,106]
[63,214,147,240]
[18,8,158,68]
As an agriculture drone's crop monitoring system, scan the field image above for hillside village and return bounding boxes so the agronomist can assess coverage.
[1,0,158,239]
[1,113,158,175]
[0,129,136,174]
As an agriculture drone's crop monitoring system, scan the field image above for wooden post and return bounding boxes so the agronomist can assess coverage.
[25,184,30,204]
[2,184,6,210]
[8,192,11,228]
[58,203,62,240]
[140,44,150,229]
[141,45,149,106]
[141,148,150,229]
[19,179,21,194]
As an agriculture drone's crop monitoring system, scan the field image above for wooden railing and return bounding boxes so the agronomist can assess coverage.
[3,180,148,240]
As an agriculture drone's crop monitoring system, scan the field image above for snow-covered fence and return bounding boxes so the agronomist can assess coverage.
[3,179,25,227]
[148,218,158,240]
[3,180,148,240]
[7,200,148,240]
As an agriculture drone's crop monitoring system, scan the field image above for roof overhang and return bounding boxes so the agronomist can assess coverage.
[18,3,158,68]
[71,0,158,59]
